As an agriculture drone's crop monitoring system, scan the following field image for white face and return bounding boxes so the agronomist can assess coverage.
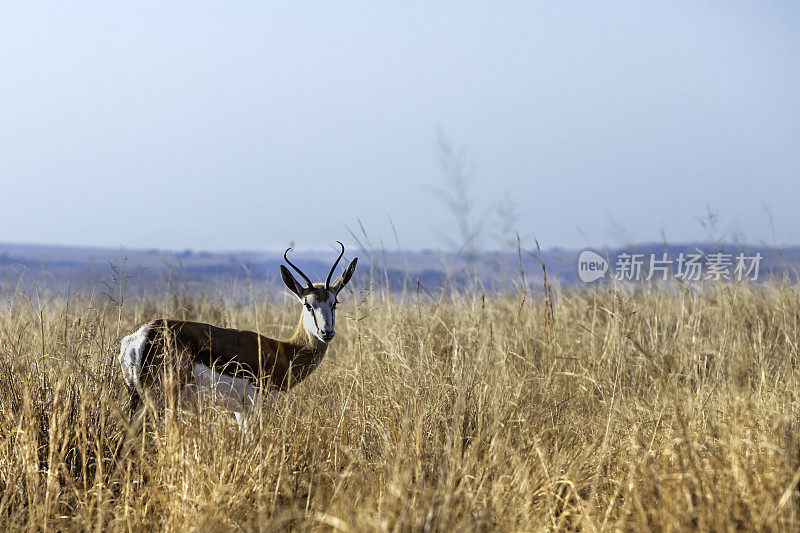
[301,288,338,343]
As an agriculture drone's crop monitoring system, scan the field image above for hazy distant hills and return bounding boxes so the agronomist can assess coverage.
[1,241,798,297]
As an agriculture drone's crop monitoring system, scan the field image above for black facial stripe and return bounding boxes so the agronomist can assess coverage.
[310,304,320,333]
[306,298,336,337]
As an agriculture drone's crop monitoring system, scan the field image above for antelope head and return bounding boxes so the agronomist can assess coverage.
[280,241,357,343]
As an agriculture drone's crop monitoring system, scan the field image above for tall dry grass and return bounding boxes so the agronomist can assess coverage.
[0,279,799,530]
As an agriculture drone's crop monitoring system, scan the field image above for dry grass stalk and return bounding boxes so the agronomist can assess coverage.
[0,280,798,530]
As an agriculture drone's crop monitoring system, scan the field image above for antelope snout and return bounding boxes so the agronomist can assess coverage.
[321,329,335,341]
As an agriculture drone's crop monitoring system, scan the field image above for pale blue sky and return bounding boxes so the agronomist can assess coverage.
[1,2,798,251]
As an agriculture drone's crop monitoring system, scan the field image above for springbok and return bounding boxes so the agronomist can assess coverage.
[118,242,357,430]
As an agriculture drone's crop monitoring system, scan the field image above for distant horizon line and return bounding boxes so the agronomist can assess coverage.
[1,239,797,256]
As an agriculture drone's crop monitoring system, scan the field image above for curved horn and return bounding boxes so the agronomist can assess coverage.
[284,247,313,288]
[326,241,345,289]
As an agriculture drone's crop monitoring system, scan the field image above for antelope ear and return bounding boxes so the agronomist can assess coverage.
[331,258,357,295]
[280,265,305,298]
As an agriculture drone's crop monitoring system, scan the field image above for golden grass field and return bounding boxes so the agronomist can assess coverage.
[1,279,799,530]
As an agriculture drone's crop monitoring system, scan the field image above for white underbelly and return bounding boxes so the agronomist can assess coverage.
[186,363,259,411]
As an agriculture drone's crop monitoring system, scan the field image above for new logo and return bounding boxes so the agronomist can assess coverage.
[578,250,608,282]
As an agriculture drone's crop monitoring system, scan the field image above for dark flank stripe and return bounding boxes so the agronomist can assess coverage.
[138,318,327,392]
